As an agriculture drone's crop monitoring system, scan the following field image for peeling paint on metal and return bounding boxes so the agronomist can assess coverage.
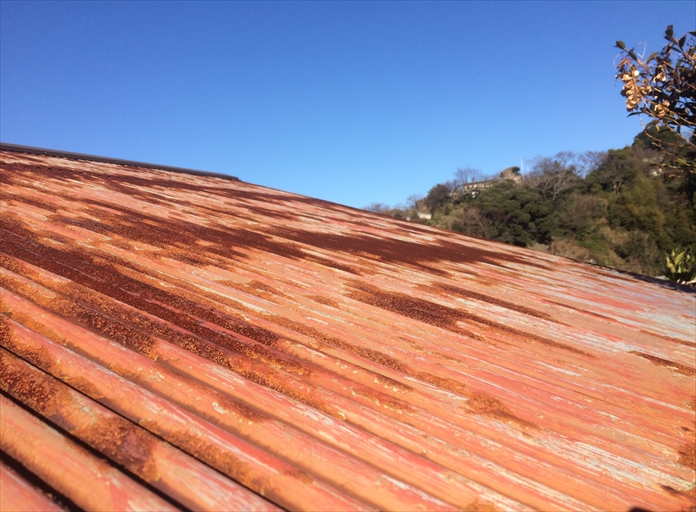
[1,148,695,511]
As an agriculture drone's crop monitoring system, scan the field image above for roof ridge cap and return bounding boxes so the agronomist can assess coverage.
[0,142,239,181]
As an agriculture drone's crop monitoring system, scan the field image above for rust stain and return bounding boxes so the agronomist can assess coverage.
[2,147,695,512]
[466,391,540,430]
[678,442,696,471]
[422,282,558,323]
[348,281,592,357]
[0,348,159,482]
[462,498,501,512]
[282,468,315,485]
[640,330,696,349]
[305,295,341,308]
[630,351,696,377]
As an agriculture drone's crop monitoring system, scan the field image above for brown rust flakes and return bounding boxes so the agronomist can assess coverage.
[58,375,106,402]
[462,498,500,512]
[499,325,591,357]
[466,391,539,430]
[270,313,474,404]
[2,234,304,374]
[3,268,307,420]
[234,367,340,419]
[0,348,160,481]
[305,295,341,308]
[677,442,696,471]
[268,315,414,381]
[7,195,61,213]
[347,282,470,334]
[343,345,411,375]
[153,363,269,425]
[349,385,411,415]
[0,211,40,241]
[414,372,467,396]
[281,468,314,485]
[347,282,592,357]
[0,316,11,345]
[0,347,66,415]
[0,270,155,358]
[267,313,472,398]
[162,430,278,504]
[0,318,58,372]
[270,225,539,271]
[629,351,696,377]
[302,254,362,275]
[422,282,558,323]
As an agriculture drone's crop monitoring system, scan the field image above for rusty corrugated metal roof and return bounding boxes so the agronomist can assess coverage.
[0,147,694,511]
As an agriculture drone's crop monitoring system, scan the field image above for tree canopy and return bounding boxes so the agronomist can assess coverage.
[364,139,696,279]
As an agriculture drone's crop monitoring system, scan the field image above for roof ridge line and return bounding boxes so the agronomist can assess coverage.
[0,142,239,181]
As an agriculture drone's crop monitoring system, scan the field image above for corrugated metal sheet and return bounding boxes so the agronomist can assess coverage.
[0,147,694,511]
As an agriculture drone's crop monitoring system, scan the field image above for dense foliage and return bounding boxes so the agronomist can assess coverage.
[366,133,696,279]
[365,27,696,281]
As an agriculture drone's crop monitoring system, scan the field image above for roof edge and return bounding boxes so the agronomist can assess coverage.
[0,142,239,181]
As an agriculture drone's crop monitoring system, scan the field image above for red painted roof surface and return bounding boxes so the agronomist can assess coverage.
[1,148,694,511]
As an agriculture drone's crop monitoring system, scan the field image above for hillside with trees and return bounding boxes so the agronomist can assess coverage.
[366,130,695,279]
[367,26,695,283]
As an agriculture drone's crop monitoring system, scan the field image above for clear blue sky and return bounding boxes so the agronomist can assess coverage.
[2,1,694,208]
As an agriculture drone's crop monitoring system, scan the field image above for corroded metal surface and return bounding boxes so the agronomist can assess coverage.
[0,149,694,511]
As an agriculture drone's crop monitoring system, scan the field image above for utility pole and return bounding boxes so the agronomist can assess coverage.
[520,158,524,181]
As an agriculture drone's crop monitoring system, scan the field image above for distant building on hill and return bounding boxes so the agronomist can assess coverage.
[460,166,522,198]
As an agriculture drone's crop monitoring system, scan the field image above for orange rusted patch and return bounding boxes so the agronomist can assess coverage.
[0,319,57,372]
[0,347,67,415]
[5,278,156,358]
[4,150,696,510]
[462,498,500,512]
[282,468,314,484]
[347,282,479,335]
[305,295,341,308]
[2,193,60,213]
[422,282,558,323]
[302,254,363,275]
[688,398,696,411]
[2,246,312,378]
[0,347,161,481]
[271,224,549,272]
[348,282,591,357]
[467,391,539,430]
[414,372,467,396]
[677,442,696,471]
[269,314,413,377]
[234,366,339,419]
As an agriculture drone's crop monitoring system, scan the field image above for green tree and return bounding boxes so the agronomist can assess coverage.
[616,27,696,283]
[586,147,642,195]
[475,181,554,246]
[425,184,451,212]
